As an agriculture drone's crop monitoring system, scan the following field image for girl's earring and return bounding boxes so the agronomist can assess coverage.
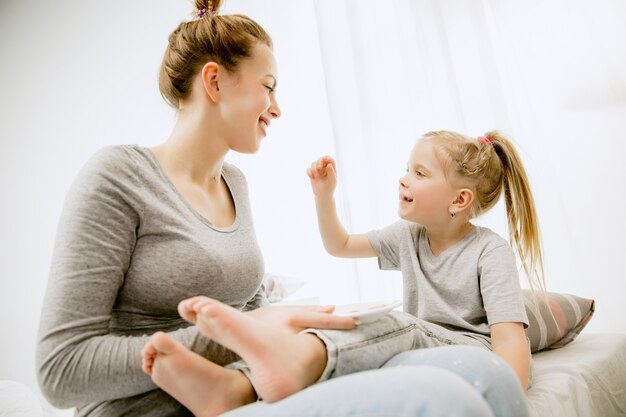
[449,208,456,218]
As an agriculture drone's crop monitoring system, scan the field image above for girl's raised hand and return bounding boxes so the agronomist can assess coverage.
[306,156,337,197]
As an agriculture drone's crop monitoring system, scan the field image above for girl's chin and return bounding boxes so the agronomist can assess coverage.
[397,208,410,220]
[397,208,418,223]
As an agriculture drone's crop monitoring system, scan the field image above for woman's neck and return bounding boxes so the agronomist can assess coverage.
[155,107,228,189]
[425,222,475,256]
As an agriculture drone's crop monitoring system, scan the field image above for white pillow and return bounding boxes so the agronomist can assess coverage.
[0,380,43,417]
[263,273,305,303]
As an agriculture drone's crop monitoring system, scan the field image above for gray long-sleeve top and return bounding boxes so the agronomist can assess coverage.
[36,145,267,416]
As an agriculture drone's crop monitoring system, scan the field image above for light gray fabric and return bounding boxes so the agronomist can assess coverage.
[366,220,528,346]
[36,145,267,416]
[527,333,626,417]
[307,310,488,383]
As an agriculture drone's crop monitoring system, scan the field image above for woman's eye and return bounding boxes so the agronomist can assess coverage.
[416,171,424,176]
[264,85,274,93]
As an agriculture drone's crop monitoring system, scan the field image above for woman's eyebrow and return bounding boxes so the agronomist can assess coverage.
[265,74,277,88]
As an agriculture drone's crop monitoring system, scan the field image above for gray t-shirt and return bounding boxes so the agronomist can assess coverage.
[37,145,267,416]
[366,220,528,346]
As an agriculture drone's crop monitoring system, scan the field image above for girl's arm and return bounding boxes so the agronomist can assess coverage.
[307,156,376,258]
[490,322,530,390]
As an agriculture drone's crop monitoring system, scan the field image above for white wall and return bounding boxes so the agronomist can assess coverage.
[1,1,625,415]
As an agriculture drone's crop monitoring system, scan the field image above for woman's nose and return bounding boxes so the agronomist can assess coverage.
[270,97,281,119]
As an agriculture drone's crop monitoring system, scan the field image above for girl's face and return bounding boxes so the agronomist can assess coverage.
[219,43,281,154]
[398,140,458,225]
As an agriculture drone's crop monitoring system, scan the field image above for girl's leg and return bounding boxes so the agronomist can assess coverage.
[183,298,419,402]
[186,297,476,396]
[304,312,483,381]
[221,366,496,417]
[383,346,529,417]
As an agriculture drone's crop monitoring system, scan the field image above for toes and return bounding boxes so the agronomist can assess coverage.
[150,331,179,354]
[142,357,153,375]
[141,341,156,358]
[178,300,198,324]
[193,299,220,316]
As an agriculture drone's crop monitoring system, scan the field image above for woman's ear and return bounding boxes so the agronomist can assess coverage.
[451,188,474,214]
[201,62,221,103]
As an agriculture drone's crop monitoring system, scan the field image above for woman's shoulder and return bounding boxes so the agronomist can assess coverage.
[82,145,142,174]
[73,144,157,193]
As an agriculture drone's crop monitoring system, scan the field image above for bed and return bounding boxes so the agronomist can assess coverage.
[7,281,626,416]
[269,274,626,417]
[527,332,626,417]
[5,335,626,417]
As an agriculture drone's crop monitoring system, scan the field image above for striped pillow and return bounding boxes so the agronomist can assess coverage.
[523,290,595,353]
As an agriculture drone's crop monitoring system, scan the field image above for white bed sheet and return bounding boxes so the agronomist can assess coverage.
[527,333,626,417]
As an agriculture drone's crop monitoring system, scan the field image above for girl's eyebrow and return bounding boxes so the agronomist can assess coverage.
[408,162,430,171]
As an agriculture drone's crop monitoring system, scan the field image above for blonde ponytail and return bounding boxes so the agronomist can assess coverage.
[484,131,545,293]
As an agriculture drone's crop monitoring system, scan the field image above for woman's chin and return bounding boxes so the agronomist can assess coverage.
[232,140,261,154]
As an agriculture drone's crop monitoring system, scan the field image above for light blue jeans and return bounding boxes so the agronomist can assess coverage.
[222,345,529,417]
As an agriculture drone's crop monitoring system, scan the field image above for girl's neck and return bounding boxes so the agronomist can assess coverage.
[425,222,475,256]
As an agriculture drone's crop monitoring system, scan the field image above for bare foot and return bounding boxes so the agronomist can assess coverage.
[141,332,255,417]
[178,296,206,324]
[186,297,328,403]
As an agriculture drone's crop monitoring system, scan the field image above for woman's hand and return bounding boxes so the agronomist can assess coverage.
[307,156,337,197]
[246,304,357,334]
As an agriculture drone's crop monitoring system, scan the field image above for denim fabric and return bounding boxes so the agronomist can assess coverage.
[226,312,530,417]
[305,311,487,381]
[222,366,495,417]
[384,346,529,417]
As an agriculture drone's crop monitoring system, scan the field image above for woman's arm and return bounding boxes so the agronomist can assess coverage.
[490,322,530,390]
[36,148,235,408]
[307,156,376,258]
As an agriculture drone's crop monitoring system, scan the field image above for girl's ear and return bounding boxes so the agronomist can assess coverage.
[201,62,221,103]
[451,188,474,214]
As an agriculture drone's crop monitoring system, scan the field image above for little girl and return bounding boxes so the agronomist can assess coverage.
[142,129,538,416]
[305,129,544,388]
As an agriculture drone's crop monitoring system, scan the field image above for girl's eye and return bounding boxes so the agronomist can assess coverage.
[416,171,424,176]
[264,85,274,93]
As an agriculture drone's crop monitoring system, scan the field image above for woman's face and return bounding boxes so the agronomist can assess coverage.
[219,43,281,154]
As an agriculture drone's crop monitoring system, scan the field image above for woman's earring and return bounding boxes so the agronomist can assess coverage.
[449,208,456,218]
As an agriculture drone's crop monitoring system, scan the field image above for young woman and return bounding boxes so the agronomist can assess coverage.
[35,1,355,415]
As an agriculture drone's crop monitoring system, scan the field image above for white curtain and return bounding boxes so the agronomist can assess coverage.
[312,0,626,326]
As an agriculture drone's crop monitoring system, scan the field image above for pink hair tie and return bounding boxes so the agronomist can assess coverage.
[478,136,492,145]
[195,8,213,19]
